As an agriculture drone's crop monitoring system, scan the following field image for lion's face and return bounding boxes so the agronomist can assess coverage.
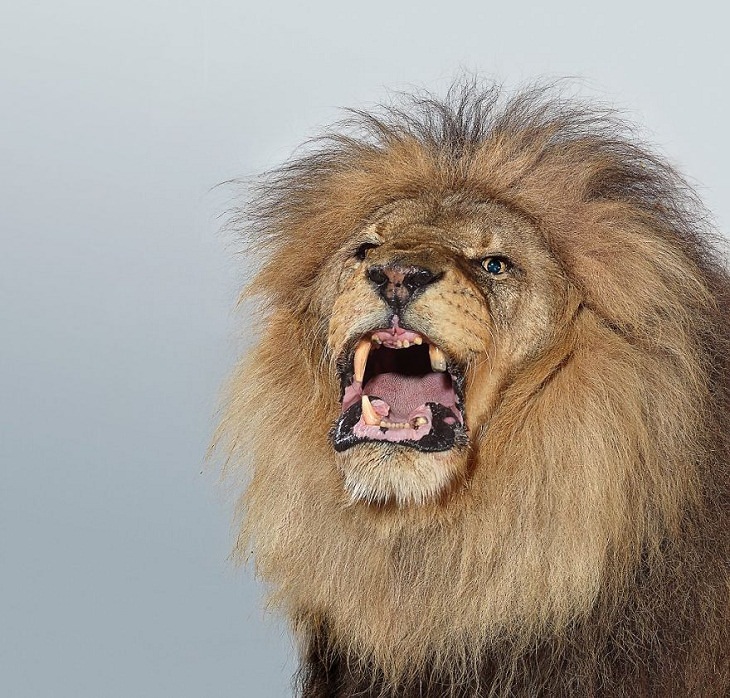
[318,198,571,505]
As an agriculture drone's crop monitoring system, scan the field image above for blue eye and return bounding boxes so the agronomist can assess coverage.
[482,257,509,275]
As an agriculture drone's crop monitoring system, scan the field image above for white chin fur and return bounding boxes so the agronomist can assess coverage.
[338,447,463,506]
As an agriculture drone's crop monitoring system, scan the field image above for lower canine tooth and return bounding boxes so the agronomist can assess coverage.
[412,416,428,427]
[354,339,371,382]
[361,395,381,425]
[429,345,447,372]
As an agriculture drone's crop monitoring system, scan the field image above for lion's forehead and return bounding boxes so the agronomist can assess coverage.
[363,197,550,259]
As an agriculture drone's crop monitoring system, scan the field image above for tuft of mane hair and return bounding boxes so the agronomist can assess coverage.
[216,82,730,697]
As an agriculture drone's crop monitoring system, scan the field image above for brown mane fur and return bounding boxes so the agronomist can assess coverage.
[216,83,730,696]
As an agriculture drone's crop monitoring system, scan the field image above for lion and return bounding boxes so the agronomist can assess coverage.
[216,83,730,697]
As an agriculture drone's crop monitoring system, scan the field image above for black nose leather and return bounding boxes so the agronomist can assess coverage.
[367,263,440,307]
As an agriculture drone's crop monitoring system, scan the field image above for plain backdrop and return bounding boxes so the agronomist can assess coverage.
[2,1,728,696]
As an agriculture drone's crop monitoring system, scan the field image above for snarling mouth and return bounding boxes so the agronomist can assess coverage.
[331,316,466,452]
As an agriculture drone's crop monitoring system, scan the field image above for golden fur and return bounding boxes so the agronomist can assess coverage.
[216,84,730,696]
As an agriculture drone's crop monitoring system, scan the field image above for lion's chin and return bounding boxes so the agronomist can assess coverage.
[336,442,468,506]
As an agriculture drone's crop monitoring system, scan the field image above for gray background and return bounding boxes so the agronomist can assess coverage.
[2,1,728,696]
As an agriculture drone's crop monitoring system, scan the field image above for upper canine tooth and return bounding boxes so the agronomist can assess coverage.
[414,336,423,345]
[429,345,447,372]
[353,339,371,383]
[361,395,381,425]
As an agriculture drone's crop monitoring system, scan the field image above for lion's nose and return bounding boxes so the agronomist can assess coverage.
[367,263,441,308]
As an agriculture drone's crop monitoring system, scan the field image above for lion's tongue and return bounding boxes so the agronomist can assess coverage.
[363,372,455,419]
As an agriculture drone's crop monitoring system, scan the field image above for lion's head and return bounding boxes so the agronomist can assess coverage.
[326,196,572,507]
[217,84,729,692]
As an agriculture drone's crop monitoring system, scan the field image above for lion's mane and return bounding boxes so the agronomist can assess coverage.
[217,84,730,696]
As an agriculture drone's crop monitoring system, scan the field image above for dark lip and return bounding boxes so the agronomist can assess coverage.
[331,325,468,453]
[331,402,468,453]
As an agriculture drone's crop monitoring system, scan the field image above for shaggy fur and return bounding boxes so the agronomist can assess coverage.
[216,83,730,697]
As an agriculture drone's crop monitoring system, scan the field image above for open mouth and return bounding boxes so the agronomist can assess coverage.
[331,316,467,452]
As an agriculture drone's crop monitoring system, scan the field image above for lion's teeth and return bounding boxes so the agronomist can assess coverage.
[353,339,371,382]
[414,336,423,345]
[429,345,447,372]
[412,416,428,427]
[377,420,412,430]
[402,340,410,348]
[361,395,381,425]
[379,420,409,429]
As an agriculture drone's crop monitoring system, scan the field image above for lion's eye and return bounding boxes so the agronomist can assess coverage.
[354,242,379,261]
[481,256,511,275]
